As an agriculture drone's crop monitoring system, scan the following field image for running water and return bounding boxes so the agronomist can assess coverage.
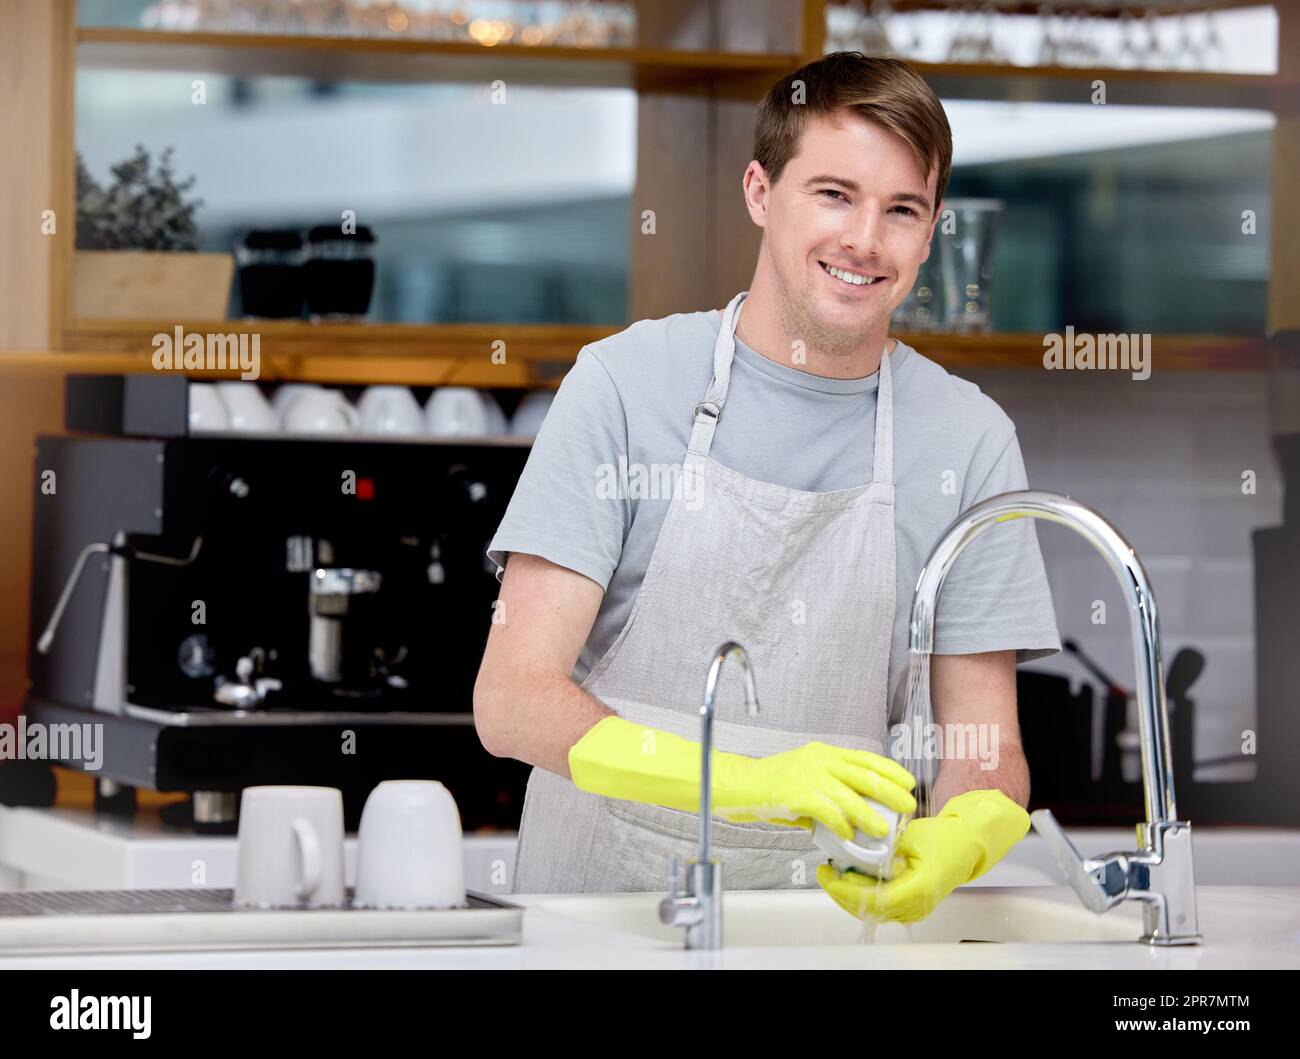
[855,648,936,944]
[898,648,937,821]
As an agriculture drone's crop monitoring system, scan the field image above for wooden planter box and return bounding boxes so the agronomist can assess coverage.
[74,250,234,320]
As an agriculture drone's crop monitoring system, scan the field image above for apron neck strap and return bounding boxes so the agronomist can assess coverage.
[687,291,746,456]
[688,290,897,485]
[872,339,895,485]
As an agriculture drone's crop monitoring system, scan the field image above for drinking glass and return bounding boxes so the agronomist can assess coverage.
[938,199,1003,334]
[891,256,942,332]
[946,2,982,64]
[858,1,898,59]
[1036,2,1065,67]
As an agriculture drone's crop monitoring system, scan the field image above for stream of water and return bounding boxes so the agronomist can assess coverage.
[855,648,936,943]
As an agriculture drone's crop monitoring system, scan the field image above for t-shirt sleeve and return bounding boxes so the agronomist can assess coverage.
[486,347,630,588]
[931,428,1062,664]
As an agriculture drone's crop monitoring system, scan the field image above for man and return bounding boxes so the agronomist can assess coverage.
[474,53,1060,923]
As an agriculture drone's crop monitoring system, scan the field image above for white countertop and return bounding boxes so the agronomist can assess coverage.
[2,806,1297,969]
[0,886,1297,970]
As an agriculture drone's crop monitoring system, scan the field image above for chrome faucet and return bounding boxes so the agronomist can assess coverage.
[659,641,759,950]
[909,490,1200,946]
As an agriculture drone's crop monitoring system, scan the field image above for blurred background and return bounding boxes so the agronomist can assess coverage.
[0,1,1297,892]
[68,0,1279,332]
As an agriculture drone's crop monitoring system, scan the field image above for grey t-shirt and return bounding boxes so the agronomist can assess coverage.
[488,305,1061,720]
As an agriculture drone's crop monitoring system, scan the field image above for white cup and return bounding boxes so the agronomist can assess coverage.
[424,387,489,437]
[812,798,906,880]
[234,786,346,909]
[353,780,466,910]
[272,383,322,422]
[509,390,555,438]
[283,388,361,435]
[358,385,423,436]
[189,383,230,433]
[216,381,278,433]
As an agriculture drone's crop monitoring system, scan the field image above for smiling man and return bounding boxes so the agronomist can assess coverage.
[474,53,1060,921]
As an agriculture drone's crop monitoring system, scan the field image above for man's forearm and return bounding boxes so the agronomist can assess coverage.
[930,741,1029,814]
[927,649,1027,814]
[476,664,613,779]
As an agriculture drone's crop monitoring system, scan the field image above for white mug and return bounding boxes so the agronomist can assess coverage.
[812,798,906,880]
[234,786,346,909]
[424,387,489,437]
[189,383,230,433]
[358,385,423,436]
[272,383,322,422]
[217,382,278,433]
[283,388,361,435]
[353,780,466,910]
[509,390,555,438]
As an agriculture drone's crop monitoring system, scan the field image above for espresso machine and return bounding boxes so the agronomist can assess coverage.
[23,374,532,831]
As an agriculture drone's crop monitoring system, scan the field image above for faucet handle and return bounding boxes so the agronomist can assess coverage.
[660,857,705,929]
[1030,809,1129,913]
[666,855,682,902]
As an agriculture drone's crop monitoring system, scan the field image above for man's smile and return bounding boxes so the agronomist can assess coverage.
[818,259,889,290]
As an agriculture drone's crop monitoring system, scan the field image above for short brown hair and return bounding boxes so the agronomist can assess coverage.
[753,52,953,213]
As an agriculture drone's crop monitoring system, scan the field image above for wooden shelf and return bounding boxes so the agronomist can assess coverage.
[65,318,615,358]
[909,61,1292,109]
[5,330,1273,384]
[81,27,1289,105]
[894,331,1273,371]
[1,348,544,387]
[74,27,1293,108]
[55,319,625,386]
[75,27,799,90]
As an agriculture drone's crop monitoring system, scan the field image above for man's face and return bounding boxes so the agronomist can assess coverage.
[746,113,941,352]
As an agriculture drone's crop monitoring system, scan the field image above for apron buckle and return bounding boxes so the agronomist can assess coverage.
[692,400,721,424]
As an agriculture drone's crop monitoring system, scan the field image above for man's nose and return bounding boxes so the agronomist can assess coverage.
[840,207,885,259]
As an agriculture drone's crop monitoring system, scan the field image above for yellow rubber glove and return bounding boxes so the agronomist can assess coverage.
[816,788,1030,923]
[568,715,917,840]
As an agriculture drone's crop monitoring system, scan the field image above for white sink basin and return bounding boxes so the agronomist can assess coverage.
[532,886,1146,948]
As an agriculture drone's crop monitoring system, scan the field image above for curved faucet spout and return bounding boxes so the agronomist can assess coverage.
[908,489,1175,826]
[905,489,1199,945]
[700,642,760,861]
[662,641,761,950]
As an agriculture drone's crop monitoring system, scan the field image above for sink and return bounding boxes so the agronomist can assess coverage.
[532,886,1146,948]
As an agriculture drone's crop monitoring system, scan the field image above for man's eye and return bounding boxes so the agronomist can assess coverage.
[891,205,917,217]
[820,189,846,201]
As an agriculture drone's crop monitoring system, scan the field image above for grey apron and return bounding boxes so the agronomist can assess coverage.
[512,289,898,893]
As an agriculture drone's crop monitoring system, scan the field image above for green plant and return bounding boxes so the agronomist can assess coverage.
[75,145,205,251]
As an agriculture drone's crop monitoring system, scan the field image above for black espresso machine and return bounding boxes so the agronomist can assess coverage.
[23,374,533,831]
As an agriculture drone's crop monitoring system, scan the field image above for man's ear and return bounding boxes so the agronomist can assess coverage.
[742,160,770,227]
